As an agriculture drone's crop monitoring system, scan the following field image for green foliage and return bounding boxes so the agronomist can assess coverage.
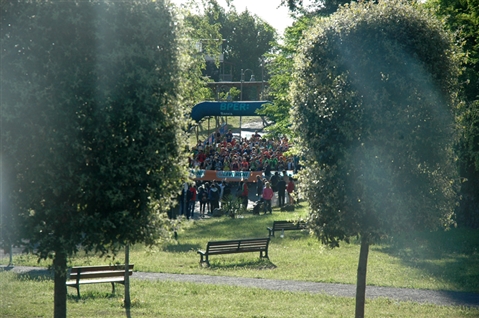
[220,194,245,218]
[0,0,187,259]
[429,0,479,102]
[258,16,317,138]
[461,100,479,171]
[221,7,276,82]
[428,0,479,228]
[178,0,276,103]
[291,0,462,247]
[282,0,352,16]
[455,100,479,227]
[178,0,221,105]
[188,0,276,84]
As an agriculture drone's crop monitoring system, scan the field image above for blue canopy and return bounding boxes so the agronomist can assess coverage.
[191,101,270,122]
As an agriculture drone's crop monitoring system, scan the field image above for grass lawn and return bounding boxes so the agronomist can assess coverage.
[1,203,479,317]
[1,271,478,318]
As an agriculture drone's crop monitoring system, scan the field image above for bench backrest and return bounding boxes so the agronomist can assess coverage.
[206,238,269,255]
[273,220,306,231]
[69,264,134,281]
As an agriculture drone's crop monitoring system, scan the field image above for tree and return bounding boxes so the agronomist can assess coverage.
[428,0,479,228]
[290,1,462,317]
[179,1,276,104]
[281,0,352,16]
[429,0,479,102]
[1,1,188,316]
[179,0,222,102]
[257,16,316,137]
[221,7,276,84]
[187,1,276,88]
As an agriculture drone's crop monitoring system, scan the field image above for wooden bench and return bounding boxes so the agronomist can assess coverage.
[197,238,270,266]
[267,220,307,237]
[66,264,134,298]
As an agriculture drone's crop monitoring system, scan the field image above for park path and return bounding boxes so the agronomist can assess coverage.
[1,265,478,308]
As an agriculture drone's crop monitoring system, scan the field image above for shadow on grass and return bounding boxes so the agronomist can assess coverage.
[67,289,119,302]
[1,266,54,281]
[187,213,306,240]
[377,228,479,293]
[269,231,309,241]
[205,258,276,270]
[164,243,202,253]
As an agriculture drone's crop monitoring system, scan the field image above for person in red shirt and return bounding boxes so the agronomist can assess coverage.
[287,176,295,205]
[239,179,249,210]
[188,184,197,220]
[220,137,228,148]
[262,182,274,214]
[196,150,206,168]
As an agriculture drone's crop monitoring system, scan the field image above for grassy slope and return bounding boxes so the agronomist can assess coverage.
[1,204,479,317]
[4,204,479,293]
[1,271,478,318]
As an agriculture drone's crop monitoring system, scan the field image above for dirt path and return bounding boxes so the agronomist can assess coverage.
[2,265,478,307]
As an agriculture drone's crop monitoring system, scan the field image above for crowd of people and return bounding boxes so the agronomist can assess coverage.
[174,125,300,219]
[177,180,229,220]
[189,128,298,175]
[176,170,297,219]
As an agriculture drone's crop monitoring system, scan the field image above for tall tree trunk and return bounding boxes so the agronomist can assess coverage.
[53,249,68,318]
[355,234,370,318]
[124,244,131,309]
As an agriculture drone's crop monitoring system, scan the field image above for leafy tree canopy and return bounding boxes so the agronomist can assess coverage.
[184,0,276,86]
[258,15,318,138]
[281,0,352,16]
[292,2,463,315]
[292,0,462,247]
[424,0,479,228]
[1,0,188,260]
[428,0,479,102]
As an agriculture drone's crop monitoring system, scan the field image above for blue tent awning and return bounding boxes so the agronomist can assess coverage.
[191,101,270,122]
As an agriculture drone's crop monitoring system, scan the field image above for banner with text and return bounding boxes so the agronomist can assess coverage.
[189,169,263,182]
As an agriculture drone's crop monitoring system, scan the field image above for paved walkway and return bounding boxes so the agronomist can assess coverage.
[2,265,478,308]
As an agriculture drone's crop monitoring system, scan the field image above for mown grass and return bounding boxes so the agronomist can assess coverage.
[1,203,479,317]
[1,271,478,318]
[17,205,475,293]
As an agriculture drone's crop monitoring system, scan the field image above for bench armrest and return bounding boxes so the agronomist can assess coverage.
[266,227,274,237]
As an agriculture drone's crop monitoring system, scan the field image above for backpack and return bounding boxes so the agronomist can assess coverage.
[199,188,208,202]
[270,175,279,192]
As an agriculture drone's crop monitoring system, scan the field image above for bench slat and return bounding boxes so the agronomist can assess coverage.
[69,270,133,280]
[66,277,125,286]
[70,264,134,274]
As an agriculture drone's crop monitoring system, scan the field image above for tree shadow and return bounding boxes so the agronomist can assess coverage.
[1,266,54,281]
[270,231,309,241]
[376,228,479,293]
[67,290,117,302]
[164,243,202,253]
[205,258,276,270]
